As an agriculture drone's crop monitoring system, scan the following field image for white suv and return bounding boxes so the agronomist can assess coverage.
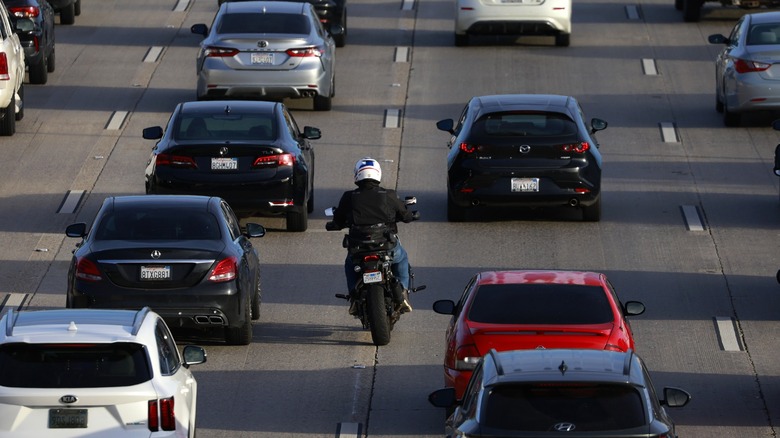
[0,307,207,437]
[0,1,25,136]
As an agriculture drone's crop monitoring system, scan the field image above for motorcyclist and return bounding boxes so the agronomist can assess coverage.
[326,157,416,315]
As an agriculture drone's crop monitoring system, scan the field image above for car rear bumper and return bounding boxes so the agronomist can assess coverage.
[455,0,572,35]
[728,76,780,112]
[197,63,331,100]
[448,175,600,208]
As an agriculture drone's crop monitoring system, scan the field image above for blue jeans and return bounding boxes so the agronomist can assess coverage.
[345,241,410,293]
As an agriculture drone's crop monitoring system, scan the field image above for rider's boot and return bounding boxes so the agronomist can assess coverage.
[394,289,412,314]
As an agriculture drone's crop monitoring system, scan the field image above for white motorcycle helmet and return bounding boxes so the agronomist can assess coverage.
[354,157,382,183]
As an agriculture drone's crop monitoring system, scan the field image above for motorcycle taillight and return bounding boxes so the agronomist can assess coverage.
[363,254,380,262]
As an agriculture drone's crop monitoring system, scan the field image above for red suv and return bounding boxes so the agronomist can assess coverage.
[432,270,646,399]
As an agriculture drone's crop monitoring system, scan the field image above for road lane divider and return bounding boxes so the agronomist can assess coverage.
[401,0,414,10]
[642,58,657,75]
[625,5,640,20]
[394,47,409,63]
[680,204,705,231]
[105,111,128,130]
[714,317,743,351]
[173,0,189,12]
[336,422,361,438]
[58,190,85,214]
[659,122,677,143]
[384,109,401,128]
[144,46,163,63]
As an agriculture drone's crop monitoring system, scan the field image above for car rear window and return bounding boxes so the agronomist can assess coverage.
[747,25,780,45]
[476,112,577,137]
[93,209,221,241]
[467,284,613,325]
[176,114,276,141]
[483,383,646,431]
[217,13,311,35]
[0,342,152,388]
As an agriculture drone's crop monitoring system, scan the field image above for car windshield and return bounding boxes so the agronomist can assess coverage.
[217,13,311,35]
[476,112,577,137]
[468,284,613,324]
[175,114,276,141]
[747,24,780,45]
[0,342,152,388]
[93,209,221,241]
[483,383,646,431]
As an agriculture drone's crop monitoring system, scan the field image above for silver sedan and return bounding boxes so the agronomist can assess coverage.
[709,11,780,127]
[191,1,338,111]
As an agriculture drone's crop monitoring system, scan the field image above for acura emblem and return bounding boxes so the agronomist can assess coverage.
[151,250,162,259]
[219,146,228,156]
[257,40,268,48]
[519,144,531,154]
[60,395,78,404]
[552,422,576,432]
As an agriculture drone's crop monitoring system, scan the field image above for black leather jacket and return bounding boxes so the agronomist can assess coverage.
[330,180,413,234]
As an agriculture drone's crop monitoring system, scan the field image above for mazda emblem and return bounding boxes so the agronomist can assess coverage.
[151,250,162,259]
[552,422,576,432]
[219,146,228,156]
[257,40,268,48]
[60,395,78,404]
[519,144,531,154]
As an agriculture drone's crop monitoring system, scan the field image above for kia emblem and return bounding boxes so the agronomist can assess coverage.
[151,250,162,259]
[60,395,78,404]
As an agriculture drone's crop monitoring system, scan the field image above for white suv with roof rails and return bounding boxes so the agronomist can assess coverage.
[0,307,207,437]
[0,0,25,136]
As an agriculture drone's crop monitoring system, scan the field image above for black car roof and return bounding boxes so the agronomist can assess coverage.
[179,100,280,116]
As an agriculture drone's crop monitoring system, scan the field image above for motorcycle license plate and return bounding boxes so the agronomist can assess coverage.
[363,271,383,284]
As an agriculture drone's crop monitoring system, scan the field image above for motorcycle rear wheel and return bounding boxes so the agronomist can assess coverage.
[366,285,391,346]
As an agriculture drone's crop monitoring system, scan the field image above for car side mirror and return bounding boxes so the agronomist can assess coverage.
[432,300,456,315]
[590,118,608,133]
[244,223,266,238]
[707,34,728,45]
[182,345,207,367]
[428,387,457,408]
[303,126,321,140]
[436,119,455,135]
[191,23,208,37]
[661,387,691,408]
[143,126,163,140]
[328,24,345,37]
[624,301,645,316]
[65,223,88,238]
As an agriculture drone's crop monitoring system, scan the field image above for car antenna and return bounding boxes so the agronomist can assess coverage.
[558,360,567,376]
[224,105,231,115]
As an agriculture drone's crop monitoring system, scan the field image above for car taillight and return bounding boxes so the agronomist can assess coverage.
[9,6,39,17]
[459,142,476,153]
[734,58,771,73]
[286,46,323,57]
[454,344,480,371]
[252,153,294,168]
[148,397,175,432]
[155,153,197,169]
[209,257,237,282]
[0,53,9,81]
[204,46,239,57]
[560,142,590,153]
[75,258,102,282]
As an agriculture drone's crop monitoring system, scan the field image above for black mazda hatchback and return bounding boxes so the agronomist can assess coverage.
[437,94,607,222]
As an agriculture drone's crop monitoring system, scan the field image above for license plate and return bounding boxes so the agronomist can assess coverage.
[363,271,383,284]
[211,157,237,170]
[511,178,539,192]
[49,409,87,429]
[251,52,274,65]
[141,265,171,280]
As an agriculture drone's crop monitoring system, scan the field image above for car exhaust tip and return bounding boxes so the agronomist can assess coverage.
[569,198,579,207]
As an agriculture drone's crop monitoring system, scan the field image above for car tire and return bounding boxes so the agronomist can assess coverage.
[367,285,391,346]
[723,102,741,127]
[674,0,683,10]
[251,272,261,321]
[313,90,332,111]
[334,10,346,47]
[582,195,602,222]
[74,0,81,15]
[455,34,468,47]
[286,209,308,232]
[682,0,701,22]
[307,190,314,214]
[0,92,16,136]
[47,48,56,73]
[60,2,76,24]
[447,195,467,222]
[555,33,570,47]
[15,83,23,121]
[225,297,252,345]
[29,59,48,85]
[715,93,723,113]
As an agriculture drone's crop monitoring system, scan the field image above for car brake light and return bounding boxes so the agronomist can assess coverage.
[155,153,197,169]
[459,142,476,153]
[209,257,237,282]
[454,344,480,370]
[734,58,771,73]
[560,142,590,153]
[0,53,9,81]
[75,258,102,282]
[204,46,239,57]
[9,6,39,17]
[286,46,323,57]
[252,153,294,168]
[148,397,175,432]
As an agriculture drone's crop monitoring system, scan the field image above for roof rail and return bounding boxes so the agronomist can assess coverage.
[131,307,152,336]
[488,348,504,376]
[4,308,20,337]
[622,349,634,376]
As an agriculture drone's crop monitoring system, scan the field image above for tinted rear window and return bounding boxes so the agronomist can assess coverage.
[0,343,152,388]
[747,24,780,45]
[468,284,613,324]
[176,114,276,141]
[217,13,311,35]
[476,112,577,137]
[483,383,646,431]
[93,209,221,241]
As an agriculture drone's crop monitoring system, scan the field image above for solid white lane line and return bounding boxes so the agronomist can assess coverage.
[680,205,705,231]
[106,111,128,130]
[642,58,657,75]
[714,317,742,351]
[394,46,409,63]
[336,422,361,438]
[384,109,401,128]
[144,46,163,63]
[659,122,677,143]
[58,190,85,214]
[625,5,640,20]
[173,0,189,12]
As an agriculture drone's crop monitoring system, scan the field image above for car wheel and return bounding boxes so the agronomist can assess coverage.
[582,195,601,222]
[447,195,467,222]
[286,209,308,232]
[715,93,723,113]
[723,102,741,127]
[251,272,261,321]
[29,59,48,85]
[225,297,252,345]
[454,33,468,47]
[47,48,56,73]
[307,190,314,214]
[313,90,332,111]
[60,2,76,24]
[0,92,16,136]
[682,0,701,22]
[555,33,570,47]
[334,11,346,47]
[674,0,683,10]
[15,83,23,121]
[74,0,81,15]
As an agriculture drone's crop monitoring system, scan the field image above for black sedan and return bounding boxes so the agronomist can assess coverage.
[143,100,320,232]
[65,195,266,345]
[4,0,55,84]
[437,94,607,222]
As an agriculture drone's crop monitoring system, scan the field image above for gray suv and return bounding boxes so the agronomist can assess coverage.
[429,348,691,437]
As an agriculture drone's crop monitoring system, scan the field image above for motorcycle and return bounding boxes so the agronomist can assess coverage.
[325,196,425,346]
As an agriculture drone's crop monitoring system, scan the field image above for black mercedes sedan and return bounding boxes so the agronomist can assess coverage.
[65,195,266,345]
[143,100,320,232]
[437,94,607,222]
